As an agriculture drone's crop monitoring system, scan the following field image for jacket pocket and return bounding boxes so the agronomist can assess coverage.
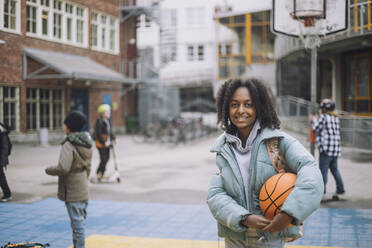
[254,161,277,192]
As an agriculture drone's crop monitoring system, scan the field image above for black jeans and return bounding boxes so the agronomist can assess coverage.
[0,167,11,197]
[96,147,110,176]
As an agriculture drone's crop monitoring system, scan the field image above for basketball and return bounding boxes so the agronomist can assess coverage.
[259,172,296,221]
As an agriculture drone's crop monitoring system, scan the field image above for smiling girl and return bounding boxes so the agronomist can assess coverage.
[207,78,323,248]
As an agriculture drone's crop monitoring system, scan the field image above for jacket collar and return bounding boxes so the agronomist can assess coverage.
[211,127,284,153]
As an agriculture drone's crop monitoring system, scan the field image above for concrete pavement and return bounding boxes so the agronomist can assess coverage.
[1,131,372,247]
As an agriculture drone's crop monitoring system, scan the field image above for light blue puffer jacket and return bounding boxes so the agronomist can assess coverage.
[207,128,324,241]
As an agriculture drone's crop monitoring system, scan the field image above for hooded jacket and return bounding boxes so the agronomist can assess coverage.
[45,132,93,202]
[207,128,323,241]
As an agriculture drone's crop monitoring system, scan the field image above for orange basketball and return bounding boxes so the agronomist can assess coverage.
[259,172,296,221]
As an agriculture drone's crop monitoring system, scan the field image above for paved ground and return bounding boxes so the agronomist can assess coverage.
[1,131,372,247]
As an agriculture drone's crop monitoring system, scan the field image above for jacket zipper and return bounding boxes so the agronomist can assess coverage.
[219,149,247,208]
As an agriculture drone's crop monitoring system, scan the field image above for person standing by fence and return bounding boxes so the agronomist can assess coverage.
[310,99,345,196]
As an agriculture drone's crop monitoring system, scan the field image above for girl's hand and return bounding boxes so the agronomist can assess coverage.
[262,212,293,234]
[241,214,271,230]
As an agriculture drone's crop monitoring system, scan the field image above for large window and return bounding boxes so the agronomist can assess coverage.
[187,44,204,61]
[76,6,84,44]
[137,14,151,28]
[26,0,37,34]
[91,11,118,53]
[26,88,64,131]
[161,44,176,64]
[344,52,372,115]
[53,0,62,39]
[0,0,20,33]
[0,86,19,131]
[217,14,246,80]
[65,3,73,41]
[25,0,88,47]
[251,11,274,63]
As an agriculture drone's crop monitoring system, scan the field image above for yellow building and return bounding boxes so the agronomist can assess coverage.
[214,7,276,94]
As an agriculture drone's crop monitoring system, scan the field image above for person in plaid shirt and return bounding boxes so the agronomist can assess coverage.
[310,99,345,195]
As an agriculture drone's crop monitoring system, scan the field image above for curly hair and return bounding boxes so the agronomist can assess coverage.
[216,78,280,134]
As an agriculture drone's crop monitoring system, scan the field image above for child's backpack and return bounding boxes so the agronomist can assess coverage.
[1,242,50,248]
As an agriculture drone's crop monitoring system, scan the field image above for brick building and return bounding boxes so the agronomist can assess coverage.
[0,0,138,143]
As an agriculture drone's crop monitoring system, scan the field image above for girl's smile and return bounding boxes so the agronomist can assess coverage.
[229,87,257,140]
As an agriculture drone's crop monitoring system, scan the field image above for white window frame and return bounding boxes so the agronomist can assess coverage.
[26,0,38,34]
[186,44,205,61]
[53,0,63,39]
[0,86,20,132]
[91,12,98,47]
[91,11,119,54]
[187,45,194,61]
[26,87,65,131]
[137,14,151,28]
[25,0,88,48]
[64,2,74,42]
[0,0,21,34]
[75,5,85,45]
[198,45,204,61]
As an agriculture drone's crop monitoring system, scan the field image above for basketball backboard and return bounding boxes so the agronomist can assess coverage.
[272,0,348,37]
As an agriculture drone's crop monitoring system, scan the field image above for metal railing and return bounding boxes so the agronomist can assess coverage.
[120,0,160,8]
[276,96,372,150]
[275,0,372,59]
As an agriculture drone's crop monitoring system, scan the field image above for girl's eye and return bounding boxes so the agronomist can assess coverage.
[245,103,253,107]
[230,103,238,108]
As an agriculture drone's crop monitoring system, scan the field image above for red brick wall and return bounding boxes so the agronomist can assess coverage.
[89,83,122,129]
[0,0,134,134]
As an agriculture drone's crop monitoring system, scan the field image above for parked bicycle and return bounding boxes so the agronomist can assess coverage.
[131,116,215,145]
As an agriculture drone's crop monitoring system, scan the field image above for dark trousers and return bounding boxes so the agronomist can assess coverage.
[96,147,110,176]
[319,152,345,194]
[0,167,11,197]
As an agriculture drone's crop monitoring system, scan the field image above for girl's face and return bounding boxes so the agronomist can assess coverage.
[103,110,111,119]
[229,87,257,136]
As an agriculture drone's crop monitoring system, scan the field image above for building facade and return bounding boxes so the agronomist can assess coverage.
[275,0,372,117]
[0,0,138,143]
[137,0,230,113]
[213,3,276,96]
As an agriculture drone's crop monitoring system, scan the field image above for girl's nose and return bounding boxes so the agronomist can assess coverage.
[238,104,244,113]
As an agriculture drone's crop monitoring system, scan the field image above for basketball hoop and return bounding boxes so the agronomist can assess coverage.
[291,0,326,49]
[297,16,323,49]
[272,0,348,48]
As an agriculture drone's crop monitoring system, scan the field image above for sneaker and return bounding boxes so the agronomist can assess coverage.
[336,190,345,195]
[0,195,12,202]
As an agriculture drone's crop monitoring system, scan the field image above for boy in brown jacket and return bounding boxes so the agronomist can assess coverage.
[45,111,92,248]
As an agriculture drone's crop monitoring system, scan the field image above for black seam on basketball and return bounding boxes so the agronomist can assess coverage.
[265,185,295,217]
[262,176,295,218]
[263,174,285,216]
[274,204,283,216]
[259,173,284,202]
